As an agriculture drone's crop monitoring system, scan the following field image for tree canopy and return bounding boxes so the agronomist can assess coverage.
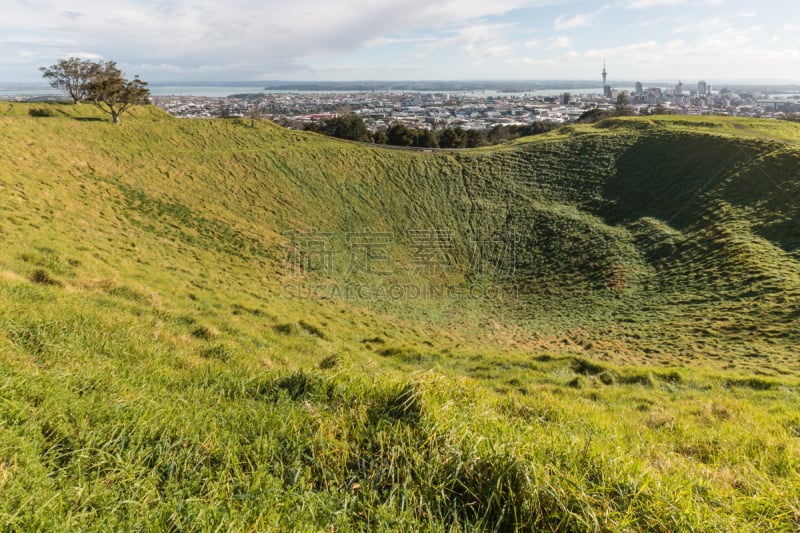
[39,57,101,104]
[646,104,677,116]
[386,123,416,147]
[576,108,615,124]
[84,62,150,125]
[615,94,633,116]
[304,114,370,142]
[439,127,468,148]
[40,58,150,124]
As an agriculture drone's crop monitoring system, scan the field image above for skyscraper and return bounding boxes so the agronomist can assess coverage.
[602,60,611,98]
[698,80,708,96]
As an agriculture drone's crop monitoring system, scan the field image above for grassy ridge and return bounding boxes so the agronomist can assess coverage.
[1,103,799,530]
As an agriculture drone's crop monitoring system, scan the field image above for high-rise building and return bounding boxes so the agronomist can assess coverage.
[675,80,684,96]
[635,82,643,95]
[697,80,708,96]
[602,59,611,98]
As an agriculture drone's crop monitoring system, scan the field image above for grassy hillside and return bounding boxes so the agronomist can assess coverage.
[1,103,799,530]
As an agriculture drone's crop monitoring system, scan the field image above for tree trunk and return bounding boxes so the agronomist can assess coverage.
[112,110,121,125]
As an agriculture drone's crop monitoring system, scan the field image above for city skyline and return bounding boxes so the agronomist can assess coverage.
[2,0,799,83]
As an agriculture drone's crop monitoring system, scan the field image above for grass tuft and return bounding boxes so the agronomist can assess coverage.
[199,343,233,361]
[28,268,60,286]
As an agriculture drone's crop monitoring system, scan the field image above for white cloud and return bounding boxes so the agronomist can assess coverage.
[505,56,554,66]
[553,13,592,30]
[673,17,728,34]
[693,25,762,52]
[625,0,687,7]
[507,32,800,81]
[412,22,518,64]
[364,36,440,47]
[463,43,512,62]
[580,41,662,69]
[3,0,799,82]
[583,40,660,58]
[0,0,552,79]
[548,36,572,50]
[625,0,722,8]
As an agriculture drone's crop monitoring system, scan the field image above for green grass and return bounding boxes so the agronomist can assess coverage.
[1,103,799,530]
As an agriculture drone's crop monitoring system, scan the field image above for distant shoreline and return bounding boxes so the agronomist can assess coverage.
[3,80,799,100]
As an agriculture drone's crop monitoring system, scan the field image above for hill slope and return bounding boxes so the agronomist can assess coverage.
[2,105,798,373]
[1,104,799,530]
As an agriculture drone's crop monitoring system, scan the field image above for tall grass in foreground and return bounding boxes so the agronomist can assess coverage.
[1,281,799,531]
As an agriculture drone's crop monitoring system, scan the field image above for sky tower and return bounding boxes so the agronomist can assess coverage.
[602,59,607,87]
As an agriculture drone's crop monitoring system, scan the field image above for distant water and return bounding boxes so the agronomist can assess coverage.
[0,84,62,98]
[0,83,267,99]
[148,85,271,97]
[5,82,799,100]
[1,83,616,99]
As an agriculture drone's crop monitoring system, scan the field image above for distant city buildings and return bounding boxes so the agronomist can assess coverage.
[145,63,800,127]
[151,81,800,130]
[597,62,799,117]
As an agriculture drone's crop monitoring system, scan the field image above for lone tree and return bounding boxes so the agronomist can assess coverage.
[615,94,633,116]
[85,62,150,125]
[39,57,101,104]
[576,108,614,124]
[248,100,263,128]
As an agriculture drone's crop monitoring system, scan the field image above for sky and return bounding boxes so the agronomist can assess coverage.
[2,0,799,83]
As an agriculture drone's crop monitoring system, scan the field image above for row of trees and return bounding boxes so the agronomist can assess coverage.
[576,96,681,124]
[305,114,560,148]
[40,57,150,124]
[309,97,681,138]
